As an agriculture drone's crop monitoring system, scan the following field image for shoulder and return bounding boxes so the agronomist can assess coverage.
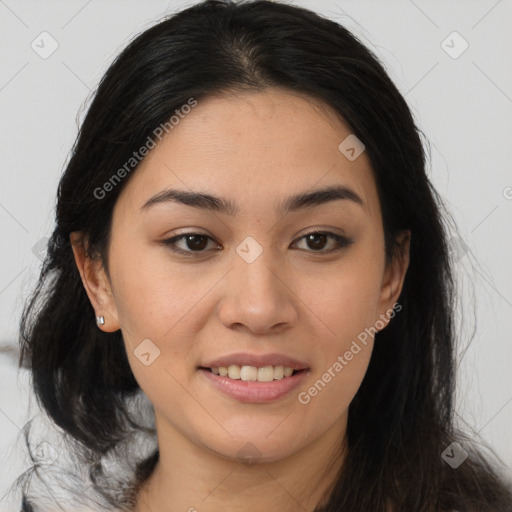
[14,392,156,512]
[13,413,117,512]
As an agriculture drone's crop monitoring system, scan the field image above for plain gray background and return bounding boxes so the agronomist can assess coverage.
[1,0,511,509]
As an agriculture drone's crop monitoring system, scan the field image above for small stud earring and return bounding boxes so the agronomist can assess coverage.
[96,315,105,326]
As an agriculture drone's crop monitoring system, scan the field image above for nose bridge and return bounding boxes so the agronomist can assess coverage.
[218,234,298,332]
[235,234,285,304]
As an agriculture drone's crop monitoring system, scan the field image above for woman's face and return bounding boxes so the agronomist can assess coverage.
[75,87,409,464]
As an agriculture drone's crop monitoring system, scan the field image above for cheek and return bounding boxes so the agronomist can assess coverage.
[108,246,239,404]
[108,240,207,339]
[302,259,383,348]
[296,286,377,424]
[295,260,382,411]
[296,346,372,440]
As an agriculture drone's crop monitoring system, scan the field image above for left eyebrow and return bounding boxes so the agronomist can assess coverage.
[139,184,365,216]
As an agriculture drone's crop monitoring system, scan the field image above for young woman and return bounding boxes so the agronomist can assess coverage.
[13,1,512,510]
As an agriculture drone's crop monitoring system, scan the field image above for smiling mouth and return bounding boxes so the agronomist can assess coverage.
[199,365,305,382]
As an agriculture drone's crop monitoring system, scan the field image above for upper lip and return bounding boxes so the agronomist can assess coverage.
[200,352,310,370]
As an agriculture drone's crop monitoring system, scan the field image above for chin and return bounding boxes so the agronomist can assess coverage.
[197,427,308,465]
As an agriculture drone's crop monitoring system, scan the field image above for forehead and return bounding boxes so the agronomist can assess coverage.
[115,87,380,222]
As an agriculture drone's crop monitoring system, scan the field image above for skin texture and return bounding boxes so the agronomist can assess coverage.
[70,87,410,512]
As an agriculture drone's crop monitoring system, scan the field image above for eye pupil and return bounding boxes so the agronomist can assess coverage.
[186,234,208,250]
[306,233,327,250]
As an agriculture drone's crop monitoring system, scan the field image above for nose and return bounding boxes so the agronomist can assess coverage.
[217,241,298,334]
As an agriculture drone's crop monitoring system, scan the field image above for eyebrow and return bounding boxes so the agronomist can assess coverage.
[140,184,364,216]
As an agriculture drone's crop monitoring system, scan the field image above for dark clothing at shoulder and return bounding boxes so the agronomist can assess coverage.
[21,494,34,512]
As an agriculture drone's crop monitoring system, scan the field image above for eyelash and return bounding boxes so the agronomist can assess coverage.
[160,231,353,257]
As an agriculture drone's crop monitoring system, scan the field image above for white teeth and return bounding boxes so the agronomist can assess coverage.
[240,365,258,381]
[227,365,241,379]
[257,366,274,382]
[273,365,284,380]
[208,365,298,381]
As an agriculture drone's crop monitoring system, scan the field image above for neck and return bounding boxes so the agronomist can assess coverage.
[135,414,346,512]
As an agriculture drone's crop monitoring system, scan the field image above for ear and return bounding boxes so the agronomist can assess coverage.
[70,231,121,332]
[376,230,411,330]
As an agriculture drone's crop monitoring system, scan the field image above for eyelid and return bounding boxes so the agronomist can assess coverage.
[159,230,353,257]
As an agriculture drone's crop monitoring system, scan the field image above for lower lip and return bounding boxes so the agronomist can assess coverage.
[198,368,310,403]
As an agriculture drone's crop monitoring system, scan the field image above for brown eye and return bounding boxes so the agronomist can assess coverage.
[292,231,353,253]
[305,232,329,250]
[183,234,209,251]
[161,233,220,255]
